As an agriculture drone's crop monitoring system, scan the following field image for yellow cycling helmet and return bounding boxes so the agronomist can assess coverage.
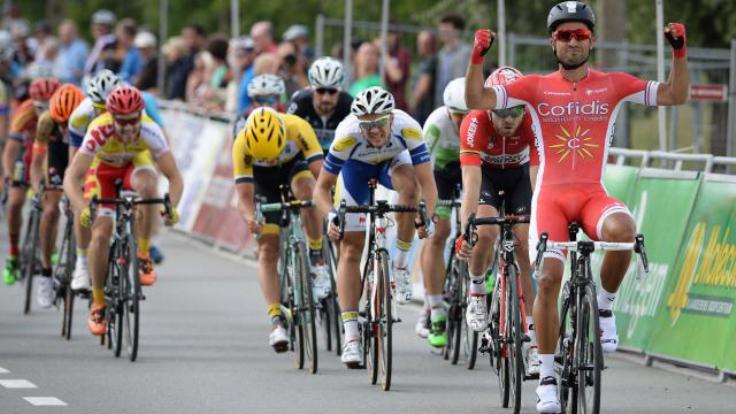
[244,107,286,160]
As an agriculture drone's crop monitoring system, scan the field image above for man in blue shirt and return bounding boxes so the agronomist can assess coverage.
[236,36,256,113]
[53,20,88,85]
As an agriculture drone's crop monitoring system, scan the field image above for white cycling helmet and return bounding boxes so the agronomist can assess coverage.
[86,69,121,105]
[308,57,344,89]
[350,86,394,117]
[247,74,285,98]
[443,77,468,114]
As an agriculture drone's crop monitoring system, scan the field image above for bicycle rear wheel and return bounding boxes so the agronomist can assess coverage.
[444,254,461,363]
[377,249,393,391]
[22,209,41,315]
[557,282,574,413]
[507,265,524,414]
[123,234,141,362]
[365,257,379,385]
[284,246,304,369]
[295,241,318,374]
[58,222,75,340]
[576,283,602,414]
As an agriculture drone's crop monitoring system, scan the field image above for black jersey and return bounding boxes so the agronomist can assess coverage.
[287,88,352,151]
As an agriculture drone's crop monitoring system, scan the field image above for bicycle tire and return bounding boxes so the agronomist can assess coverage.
[497,270,511,408]
[508,265,524,414]
[23,209,41,315]
[576,282,602,414]
[59,221,76,340]
[365,256,379,385]
[445,255,461,364]
[558,282,574,413]
[328,242,342,356]
[124,234,141,362]
[285,241,304,370]
[110,242,124,358]
[462,264,479,370]
[377,249,392,391]
[296,241,318,374]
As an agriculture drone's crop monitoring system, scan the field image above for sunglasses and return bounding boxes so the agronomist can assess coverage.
[33,101,49,111]
[254,96,279,105]
[315,87,339,96]
[113,114,141,126]
[553,28,592,42]
[492,106,525,118]
[358,115,391,131]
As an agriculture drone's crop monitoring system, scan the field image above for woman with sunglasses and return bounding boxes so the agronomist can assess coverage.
[465,1,689,412]
[287,57,353,155]
[231,74,286,139]
[2,77,60,286]
[455,66,540,373]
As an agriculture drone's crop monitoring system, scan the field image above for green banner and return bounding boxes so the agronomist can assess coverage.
[603,165,640,205]
[608,171,701,351]
[645,175,736,369]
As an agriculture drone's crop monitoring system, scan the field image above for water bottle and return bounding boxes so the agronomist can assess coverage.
[485,267,496,295]
[13,160,25,183]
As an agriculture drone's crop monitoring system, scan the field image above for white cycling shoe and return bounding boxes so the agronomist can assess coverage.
[526,345,541,377]
[392,265,412,304]
[310,264,332,301]
[415,308,430,339]
[341,340,362,368]
[466,295,488,332]
[37,276,55,309]
[599,309,618,353]
[269,326,289,353]
[70,267,90,291]
[536,376,562,413]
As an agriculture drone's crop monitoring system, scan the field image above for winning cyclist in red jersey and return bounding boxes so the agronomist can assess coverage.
[464,2,689,412]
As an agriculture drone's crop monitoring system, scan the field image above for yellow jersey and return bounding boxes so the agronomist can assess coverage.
[79,112,169,167]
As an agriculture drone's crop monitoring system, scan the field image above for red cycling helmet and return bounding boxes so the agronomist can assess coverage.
[484,66,524,88]
[29,78,61,101]
[105,85,144,116]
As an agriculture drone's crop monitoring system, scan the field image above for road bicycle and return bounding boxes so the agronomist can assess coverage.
[53,196,79,340]
[19,185,44,315]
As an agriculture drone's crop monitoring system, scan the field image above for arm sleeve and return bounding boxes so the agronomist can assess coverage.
[400,117,430,165]
[68,107,90,149]
[232,131,253,183]
[292,116,324,164]
[324,121,355,175]
[492,76,538,110]
[422,123,441,157]
[458,113,484,166]
[139,117,170,157]
[521,116,540,166]
[612,72,659,106]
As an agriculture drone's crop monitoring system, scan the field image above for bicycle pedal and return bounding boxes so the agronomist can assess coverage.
[522,334,531,343]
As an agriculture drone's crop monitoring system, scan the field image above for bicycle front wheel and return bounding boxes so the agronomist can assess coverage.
[576,283,603,414]
[295,241,318,374]
[377,249,393,391]
[123,234,141,362]
[22,209,41,315]
[507,265,524,414]
[106,242,124,357]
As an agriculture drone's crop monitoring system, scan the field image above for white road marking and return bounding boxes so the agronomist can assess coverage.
[0,379,37,388]
[24,397,68,406]
[0,366,9,374]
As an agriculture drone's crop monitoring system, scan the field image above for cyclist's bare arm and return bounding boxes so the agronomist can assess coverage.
[530,165,538,191]
[1,139,19,181]
[63,152,94,212]
[459,165,482,230]
[307,159,323,181]
[234,182,256,223]
[29,147,45,192]
[415,162,437,216]
[314,169,338,218]
[156,152,183,206]
[656,53,689,106]
[465,30,498,110]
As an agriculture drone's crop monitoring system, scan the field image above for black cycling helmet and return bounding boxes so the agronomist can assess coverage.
[547,1,596,33]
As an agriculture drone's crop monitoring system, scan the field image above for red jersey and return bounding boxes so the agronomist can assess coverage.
[492,69,659,186]
[459,110,539,169]
[9,100,38,146]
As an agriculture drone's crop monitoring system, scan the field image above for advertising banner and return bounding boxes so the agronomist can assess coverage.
[646,175,736,369]
[603,164,640,205]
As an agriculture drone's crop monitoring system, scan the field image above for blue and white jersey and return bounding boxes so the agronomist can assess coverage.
[324,109,430,175]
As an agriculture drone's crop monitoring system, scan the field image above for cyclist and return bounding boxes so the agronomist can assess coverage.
[465,2,689,411]
[232,107,331,353]
[232,73,287,139]
[2,77,60,285]
[67,69,166,291]
[417,77,469,348]
[455,66,540,373]
[29,84,85,307]
[63,85,183,336]
[287,57,353,153]
[313,86,436,366]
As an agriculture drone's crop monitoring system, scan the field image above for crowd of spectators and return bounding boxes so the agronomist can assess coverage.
[0,7,472,121]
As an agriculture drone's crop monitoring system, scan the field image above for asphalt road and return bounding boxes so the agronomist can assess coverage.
[0,232,733,414]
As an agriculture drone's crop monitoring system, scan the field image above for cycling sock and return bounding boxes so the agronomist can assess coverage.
[539,353,555,380]
[597,286,616,311]
[342,311,359,342]
[307,236,323,251]
[9,243,19,257]
[76,248,88,270]
[137,238,151,258]
[267,303,283,324]
[394,239,412,268]
[92,287,105,306]
[309,248,324,266]
[428,294,446,319]
[41,268,52,278]
[469,271,486,295]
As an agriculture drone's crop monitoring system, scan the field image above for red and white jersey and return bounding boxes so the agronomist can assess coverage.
[459,109,538,169]
[492,69,659,186]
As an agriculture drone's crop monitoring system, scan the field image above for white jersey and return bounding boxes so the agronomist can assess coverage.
[324,109,430,175]
[68,98,100,148]
[422,106,460,170]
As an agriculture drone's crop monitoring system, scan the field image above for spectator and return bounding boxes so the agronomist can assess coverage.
[276,40,308,97]
[185,51,213,107]
[162,36,189,100]
[10,20,33,67]
[84,9,118,77]
[53,20,88,85]
[235,36,256,113]
[435,13,470,108]
[25,37,57,78]
[133,31,158,93]
[250,21,278,55]
[348,41,382,97]
[381,26,411,111]
[116,18,140,83]
[283,24,313,62]
[410,30,437,125]
[254,53,279,76]
[179,23,206,99]
[32,21,53,63]
[198,34,231,110]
